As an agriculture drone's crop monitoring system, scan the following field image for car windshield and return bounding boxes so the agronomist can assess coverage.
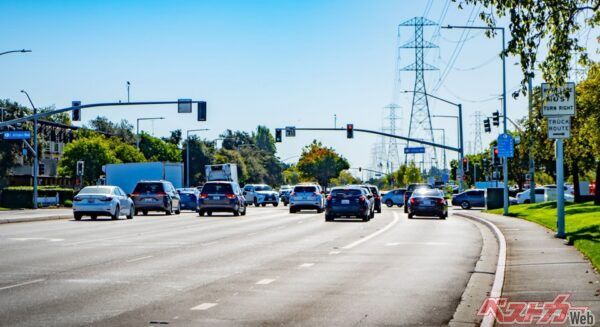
[133,183,164,193]
[178,188,196,193]
[331,189,362,197]
[202,183,234,194]
[79,187,112,194]
[294,186,316,193]
[255,185,272,191]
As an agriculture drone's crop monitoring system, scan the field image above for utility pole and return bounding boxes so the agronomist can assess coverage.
[20,90,38,209]
[528,76,536,203]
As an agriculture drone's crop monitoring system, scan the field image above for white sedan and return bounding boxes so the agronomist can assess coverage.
[73,186,134,221]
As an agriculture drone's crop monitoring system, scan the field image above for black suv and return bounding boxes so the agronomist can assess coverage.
[198,181,247,216]
[403,183,434,213]
[131,180,181,215]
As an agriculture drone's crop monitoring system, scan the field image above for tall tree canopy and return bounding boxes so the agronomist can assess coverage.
[297,140,350,188]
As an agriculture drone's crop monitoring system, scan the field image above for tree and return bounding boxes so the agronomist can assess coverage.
[330,170,359,186]
[182,136,215,186]
[109,139,146,163]
[220,130,255,150]
[283,165,302,185]
[138,132,182,162]
[296,140,350,189]
[162,129,182,146]
[58,136,118,184]
[87,116,136,144]
[0,100,32,187]
[455,0,600,92]
[39,106,71,125]
[253,125,276,154]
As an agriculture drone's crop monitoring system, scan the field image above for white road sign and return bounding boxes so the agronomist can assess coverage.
[547,115,571,139]
[541,82,575,116]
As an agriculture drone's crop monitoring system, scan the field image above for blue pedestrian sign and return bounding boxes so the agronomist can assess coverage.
[404,147,425,154]
[497,133,514,158]
[3,130,31,140]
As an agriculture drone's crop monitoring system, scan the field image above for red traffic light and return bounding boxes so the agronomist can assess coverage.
[494,148,499,155]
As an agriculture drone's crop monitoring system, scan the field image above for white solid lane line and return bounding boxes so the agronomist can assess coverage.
[126,255,153,263]
[255,279,275,285]
[190,303,218,311]
[0,279,45,291]
[298,263,314,268]
[329,251,341,255]
[342,212,400,250]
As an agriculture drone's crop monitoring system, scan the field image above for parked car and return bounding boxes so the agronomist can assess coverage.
[198,181,247,216]
[243,184,280,207]
[407,188,448,219]
[404,183,434,213]
[73,185,134,220]
[366,185,382,213]
[289,184,325,213]
[177,188,200,211]
[130,180,181,215]
[325,187,373,222]
[451,189,486,209]
[381,189,406,207]
[516,186,573,204]
[279,185,293,206]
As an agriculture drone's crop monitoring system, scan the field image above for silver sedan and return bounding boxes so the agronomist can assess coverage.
[73,186,134,221]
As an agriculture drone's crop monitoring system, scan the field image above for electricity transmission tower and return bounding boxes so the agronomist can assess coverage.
[472,111,484,154]
[383,104,402,172]
[400,17,438,170]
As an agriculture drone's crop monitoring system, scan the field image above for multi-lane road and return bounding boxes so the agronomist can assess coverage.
[0,206,483,326]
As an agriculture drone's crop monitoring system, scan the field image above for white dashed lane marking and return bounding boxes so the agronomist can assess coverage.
[0,279,45,291]
[190,303,218,311]
[298,263,314,268]
[256,279,275,285]
[126,255,153,263]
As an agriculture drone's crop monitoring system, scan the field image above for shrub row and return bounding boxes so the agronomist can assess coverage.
[0,186,75,208]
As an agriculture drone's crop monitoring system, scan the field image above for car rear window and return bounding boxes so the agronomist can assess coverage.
[331,189,362,197]
[408,184,433,192]
[202,183,234,194]
[255,185,272,191]
[133,183,164,193]
[294,186,316,193]
[413,189,441,197]
[79,187,112,194]
[369,186,378,194]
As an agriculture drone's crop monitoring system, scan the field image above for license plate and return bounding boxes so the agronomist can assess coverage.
[341,199,350,204]
[144,198,153,202]
[212,196,220,200]
[87,199,94,203]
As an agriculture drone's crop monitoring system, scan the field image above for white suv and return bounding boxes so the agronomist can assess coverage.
[243,184,280,207]
[289,184,325,213]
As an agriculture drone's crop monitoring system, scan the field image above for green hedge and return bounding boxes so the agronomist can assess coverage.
[0,186,75,208]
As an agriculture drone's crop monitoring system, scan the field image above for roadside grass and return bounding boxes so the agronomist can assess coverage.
[487,201,600,270]
[0,207,10,211]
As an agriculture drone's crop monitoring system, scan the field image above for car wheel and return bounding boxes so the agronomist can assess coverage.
[74,213,82,221]
[241,205,247,216]
[404,205,408,213]
[142,210,148,216]
[175,204,181,215]
[325,214,333,222]
[369,210,375,219]
[362,213,370,222]
[127,205,134,219]
[273,203,279,207]
[460,201,471,210]
[111,206,120,220]
[207,211,212,216]
[408,213,414,219]
[385,199,393,207]
[233,208,240,216]
[91,215,97,220]
[524,199,530,204]
[166,203,173,215]
[440,213,447,220]
[199,210,205,217]
[289,207,296,214]
[261,203,266,207]
[317,207,323,213]
[283,201,288,206]
[377,207,382,213]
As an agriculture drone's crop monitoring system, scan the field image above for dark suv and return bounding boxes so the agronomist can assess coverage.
[403,183,434,213]
[131,180,181,215]
[198,181,247,216]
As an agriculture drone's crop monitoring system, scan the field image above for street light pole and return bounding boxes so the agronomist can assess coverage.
[186,128,209,187]
[443,24,509,214]
[20,90,38,209]
[127,81,131,103]
[136,117,165,148]
[0,49,31,56]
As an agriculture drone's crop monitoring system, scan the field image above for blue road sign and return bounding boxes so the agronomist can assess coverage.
[442,173,449,183]
[497,133,514,158]
[3,130,31,140]
[404,147,425,154]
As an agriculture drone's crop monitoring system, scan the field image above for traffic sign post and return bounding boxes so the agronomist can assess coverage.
[2,130,31,140]
[497,133,514,158]
[285,126,296,137]
[542,82,575,239]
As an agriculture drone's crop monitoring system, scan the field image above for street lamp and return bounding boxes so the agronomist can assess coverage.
[0,49,31,56]
[20,90,39,209]
[136,117,165,148]
[443,24,509,215]
[185,128,209,187]
[126,81,131,103]
[403,90,464,191]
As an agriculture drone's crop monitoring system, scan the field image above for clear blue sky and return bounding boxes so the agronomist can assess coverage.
[2,0,598,175]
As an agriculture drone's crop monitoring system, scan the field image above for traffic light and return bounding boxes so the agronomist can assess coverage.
[492,147,500,166]
[462,157,469,173]
[76,160,84,176]
[197,101,207,121]
[483,158,489,170]
[72,101,81,121]
[275,128,282,142]
[492,111,500,126]
[346,124,354,139]
[483,118,491,133]
[359,167,362,172]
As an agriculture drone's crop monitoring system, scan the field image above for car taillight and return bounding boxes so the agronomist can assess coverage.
[156,191,167,196]
[313,192,319,196]
[410,198,418,204]
[359,196,366,202]
[326,195,332,201]
[200,193,208,199]
[100,197,113,202]
[435,198,444,204]
[131,192,140,196]
[225,193,236,199]
[291,192,296,196]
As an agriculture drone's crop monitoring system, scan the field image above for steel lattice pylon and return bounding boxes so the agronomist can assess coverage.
[400,17,438,169]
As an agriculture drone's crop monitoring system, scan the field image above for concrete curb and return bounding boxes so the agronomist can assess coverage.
[455,212,507,327]
[0,215,72,224]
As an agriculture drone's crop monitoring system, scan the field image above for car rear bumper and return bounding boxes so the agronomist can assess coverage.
[409,205,446,216]
[134,203,168,211]
[198,204,239,212]
[326,205,368,216]
[290,204,321,210]
[73,203,114,214]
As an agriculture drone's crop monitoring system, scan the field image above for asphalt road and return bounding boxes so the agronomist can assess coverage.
[0,205,483,326]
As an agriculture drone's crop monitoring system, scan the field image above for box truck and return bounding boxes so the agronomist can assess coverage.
[205,163,238,183]
[103,162,184,194]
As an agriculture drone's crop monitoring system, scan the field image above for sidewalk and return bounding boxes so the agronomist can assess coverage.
[456,210,600,321]
[0,208,73,224]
